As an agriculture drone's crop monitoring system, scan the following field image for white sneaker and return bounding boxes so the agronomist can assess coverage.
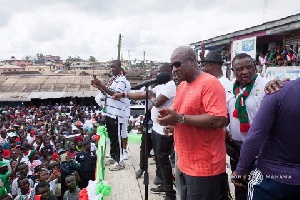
[123,151,129,160]
[105,158,115,166]
[109,162,125,171]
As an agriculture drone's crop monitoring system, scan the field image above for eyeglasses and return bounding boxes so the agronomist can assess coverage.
[171,57,191,68]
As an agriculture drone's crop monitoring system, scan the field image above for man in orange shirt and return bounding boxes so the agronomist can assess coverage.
[158,46,228,200]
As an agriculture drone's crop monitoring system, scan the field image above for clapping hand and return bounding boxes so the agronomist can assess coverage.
[157,107,179,126]
[163,126,174,137]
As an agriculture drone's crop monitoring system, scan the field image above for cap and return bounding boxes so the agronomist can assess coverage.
[75,136,83,142]
[281,50,288,55]
[7,132,18,138]
[0,161,7,168]
[202,51,223,64]
[58,148,66,155]
[75,121,83,126]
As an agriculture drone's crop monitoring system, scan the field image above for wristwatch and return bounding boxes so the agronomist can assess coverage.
[178,114,185,124]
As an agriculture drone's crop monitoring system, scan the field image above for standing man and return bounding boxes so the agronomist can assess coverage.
[15,176,35,200]
[67,141,78,159]
[148,63,176,200]
[92,60,128,171]
[228,53,267,199]
[201,51,234,200]
[63,175,80,200]
[201,51,233,102]
[11,162,34,199]
[158,46,228,200]
[75,140,96,189]
[113,64,176,199]
[232,79,300,199]
[35,182,57,200]
[120,67,131,160]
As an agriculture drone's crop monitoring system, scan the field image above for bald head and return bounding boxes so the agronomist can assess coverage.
[171,46,201,83]
[171,46,196,61]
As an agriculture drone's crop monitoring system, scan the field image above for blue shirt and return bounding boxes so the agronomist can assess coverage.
[236,79,300,185]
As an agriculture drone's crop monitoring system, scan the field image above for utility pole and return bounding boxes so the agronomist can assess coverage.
[262,0,268,23]
[143,51,145,73]
[117,34,122,60]
[128,50,131,67]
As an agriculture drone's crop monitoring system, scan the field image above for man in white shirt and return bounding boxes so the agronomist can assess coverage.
[228,53,267,200]
[149,63,177,200]
[120,67,131,160]
[92,60,127,171]
[201,51,233,103]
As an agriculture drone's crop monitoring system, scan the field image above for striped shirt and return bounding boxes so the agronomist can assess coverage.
[124,79,131,117]
[105,75,127,123]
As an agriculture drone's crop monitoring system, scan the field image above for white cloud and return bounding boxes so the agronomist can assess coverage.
[0,0,299,62]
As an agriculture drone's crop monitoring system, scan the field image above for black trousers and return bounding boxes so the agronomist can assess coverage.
[152,130,175,198]
[105,116,122,162]
[178,168,223,200]
[218,172,232,200]
[230,158,247,200]
[226,140,247,200]
[139,132,153,171]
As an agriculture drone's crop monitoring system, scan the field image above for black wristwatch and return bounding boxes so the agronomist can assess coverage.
[178,114,185,124]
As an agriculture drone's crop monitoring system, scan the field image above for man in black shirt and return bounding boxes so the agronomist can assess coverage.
[75,140,96,189]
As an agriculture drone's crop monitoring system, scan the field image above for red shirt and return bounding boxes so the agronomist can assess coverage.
[173,73,227,176]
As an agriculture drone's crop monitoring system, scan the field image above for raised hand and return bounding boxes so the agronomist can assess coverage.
[91,79,103,89]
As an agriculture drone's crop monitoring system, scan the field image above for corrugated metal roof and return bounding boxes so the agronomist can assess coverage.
[0,74,114,101]
[0,92,31,102]
[81,91,99,97]
[27,92,45,99]
[190,13,300,47]
[41,92,65,99]
[62,91,98,98]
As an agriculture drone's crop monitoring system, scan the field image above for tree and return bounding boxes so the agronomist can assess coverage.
[89,56,96,73]
[23,55,31,60]
[64,61,71,70]
[89,56,96,62]
[36,53,44,59]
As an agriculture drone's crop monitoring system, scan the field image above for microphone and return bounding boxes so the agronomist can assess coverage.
[131,72,171,90]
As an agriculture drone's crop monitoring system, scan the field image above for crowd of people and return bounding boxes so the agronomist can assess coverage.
[259,45,300,67]
[0,103,103,200]
[0,46,299,200]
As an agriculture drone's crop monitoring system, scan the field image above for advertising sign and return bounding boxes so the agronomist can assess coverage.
[232,36,257,59]
[265,66,300,81]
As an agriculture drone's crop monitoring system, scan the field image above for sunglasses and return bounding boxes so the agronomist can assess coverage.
[171,57,191,68]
